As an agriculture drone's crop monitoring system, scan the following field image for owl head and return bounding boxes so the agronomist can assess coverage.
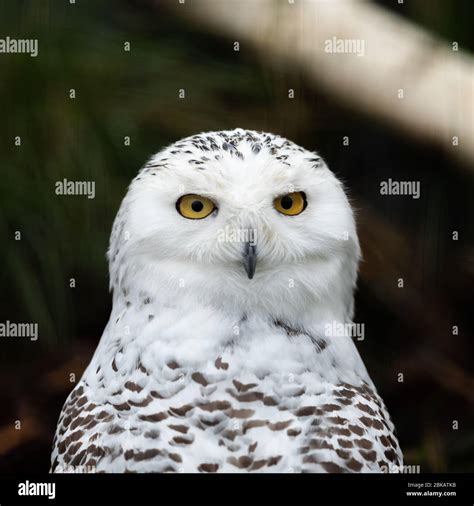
[108,129,360,325]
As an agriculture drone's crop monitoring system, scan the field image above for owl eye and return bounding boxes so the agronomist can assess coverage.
[176,194,216,219]
[273,191,307,216]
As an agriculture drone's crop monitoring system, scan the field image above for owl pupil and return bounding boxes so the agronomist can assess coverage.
[191,200,204,212]
[281,196,293,210]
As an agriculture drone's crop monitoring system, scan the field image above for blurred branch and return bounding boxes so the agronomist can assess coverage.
[40,346,92,393]
[0,344,92,459]
[170,0,474,168]
[0,407,40,457]
[423,356,474,403]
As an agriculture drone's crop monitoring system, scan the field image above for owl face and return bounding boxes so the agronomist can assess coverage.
[111,130,360,321]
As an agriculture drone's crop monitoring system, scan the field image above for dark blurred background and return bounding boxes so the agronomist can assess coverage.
[0,0,472,473]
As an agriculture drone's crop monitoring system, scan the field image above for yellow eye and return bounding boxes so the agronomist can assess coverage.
[176,194,216,219]
[273,191,307,216]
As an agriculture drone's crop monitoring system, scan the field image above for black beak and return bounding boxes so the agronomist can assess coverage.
[243,241,257,280]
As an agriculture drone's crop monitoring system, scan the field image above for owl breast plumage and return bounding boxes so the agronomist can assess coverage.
[51,129,402,473]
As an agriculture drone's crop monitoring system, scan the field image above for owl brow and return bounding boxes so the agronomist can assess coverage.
[305,156,322,169]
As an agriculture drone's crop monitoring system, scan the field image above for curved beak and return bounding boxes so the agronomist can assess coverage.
[243,241,257,279]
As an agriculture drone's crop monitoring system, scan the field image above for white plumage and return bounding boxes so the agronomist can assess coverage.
[51,128,403,473]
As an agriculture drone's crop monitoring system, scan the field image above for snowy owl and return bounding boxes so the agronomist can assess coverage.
[51,129,403,473]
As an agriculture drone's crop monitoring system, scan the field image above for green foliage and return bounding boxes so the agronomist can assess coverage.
[0,0,274,347]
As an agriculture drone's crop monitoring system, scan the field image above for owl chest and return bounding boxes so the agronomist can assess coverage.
[55,370,398,473]
[82,373,353,472]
